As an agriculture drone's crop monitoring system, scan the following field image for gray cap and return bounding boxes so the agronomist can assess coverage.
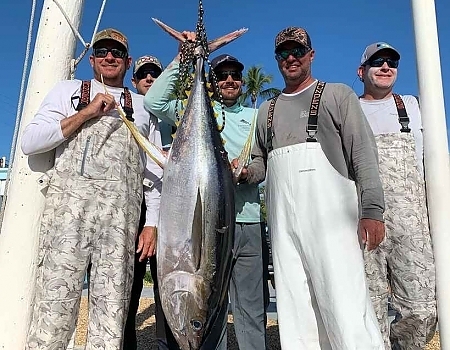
[360,42,400,65]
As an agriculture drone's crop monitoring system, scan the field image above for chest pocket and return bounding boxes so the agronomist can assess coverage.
[78,117,135,181]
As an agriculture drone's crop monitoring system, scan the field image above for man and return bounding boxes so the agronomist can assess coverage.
[234,26,386,349]
[144,38,270,350]
[124,55,179,350]
[21,28,162,349]
[357,42,437,349]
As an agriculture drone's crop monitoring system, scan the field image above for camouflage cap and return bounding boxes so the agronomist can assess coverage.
[360,42,400,65]
[275,26,312,51]
[133,55,163,75]
[92,28,128,52]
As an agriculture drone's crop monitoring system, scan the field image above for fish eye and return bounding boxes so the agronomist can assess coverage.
[190,319,203,331]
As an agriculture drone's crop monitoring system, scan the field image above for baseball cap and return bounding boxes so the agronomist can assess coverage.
[275,26,312,51]
[360,42,400,65]
[92,28,128,52]
[210,54,244,72]
[133,55,163,75]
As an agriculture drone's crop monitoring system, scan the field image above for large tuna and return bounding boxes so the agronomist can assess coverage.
[152,8,247,350]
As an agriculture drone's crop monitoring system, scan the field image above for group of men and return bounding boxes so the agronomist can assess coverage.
[20,24,436,350]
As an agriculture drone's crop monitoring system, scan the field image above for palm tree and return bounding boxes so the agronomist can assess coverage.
[240,66,281,108]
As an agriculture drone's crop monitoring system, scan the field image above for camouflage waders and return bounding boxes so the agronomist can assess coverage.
[26,115,143,350]
[365,131,437,350]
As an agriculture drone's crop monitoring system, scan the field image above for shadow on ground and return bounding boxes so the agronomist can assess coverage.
[134,302,281,350]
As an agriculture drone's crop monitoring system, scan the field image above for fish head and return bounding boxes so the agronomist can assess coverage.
[161,271,211,350]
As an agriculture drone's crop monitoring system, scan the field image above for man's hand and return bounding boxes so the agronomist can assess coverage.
[81,93,116,120]
[136,226,157,262]
[176,31,196,62]
[231,158,248,181]
[359,218,385,251]
[61,93,116,138]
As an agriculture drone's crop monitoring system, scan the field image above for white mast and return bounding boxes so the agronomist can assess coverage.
[0,0,85,347]
[411,0,450,348]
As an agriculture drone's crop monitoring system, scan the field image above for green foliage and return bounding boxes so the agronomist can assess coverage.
[259,185,267,222]
[144,270,153,285]
[240,66,281,108]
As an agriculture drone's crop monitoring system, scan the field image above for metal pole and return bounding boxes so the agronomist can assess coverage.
[411,0,450,348]
[0,0,84,347]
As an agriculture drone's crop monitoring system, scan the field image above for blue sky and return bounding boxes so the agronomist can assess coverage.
[0,0,449,160]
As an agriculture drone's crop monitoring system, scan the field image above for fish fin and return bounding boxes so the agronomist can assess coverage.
[175,120,181,127]
[214,112,219,119]
[191,189,203,272]
[171,132,177,139]
[208,28,248,53]
[185,90,191,98]
[152,18,186,42]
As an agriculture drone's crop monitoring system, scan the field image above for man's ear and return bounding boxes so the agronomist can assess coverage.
[357,66,365,82]
[126,56,132,70]
[131,78,137,89]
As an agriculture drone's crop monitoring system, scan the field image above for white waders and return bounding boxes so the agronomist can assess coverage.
[265,83,383,349]
[26,115,143,350]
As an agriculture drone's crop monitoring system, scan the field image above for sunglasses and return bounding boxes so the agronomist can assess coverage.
[93,47,127,59]
[275,46,310,61]
[367,57,399,68]
[135,69,162,80]
[215,70,243,82]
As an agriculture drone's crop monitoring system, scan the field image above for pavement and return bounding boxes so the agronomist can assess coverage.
[81,281,279,320]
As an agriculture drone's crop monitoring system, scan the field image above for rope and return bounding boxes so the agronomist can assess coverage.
[0,0,37,227]
[54,0,108,78]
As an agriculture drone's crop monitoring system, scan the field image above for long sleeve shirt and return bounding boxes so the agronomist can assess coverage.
[247,81,385,222]
[21,78,163,226]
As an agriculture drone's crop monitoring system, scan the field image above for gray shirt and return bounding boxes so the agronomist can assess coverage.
[248,80,385,222]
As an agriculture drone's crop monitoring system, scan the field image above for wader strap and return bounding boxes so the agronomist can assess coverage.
[266,94,280,153]
[72,80,91,111]
[393,93,411,133]
[122,87,134,121]
[306,81,326,142]
[71,81,134,122]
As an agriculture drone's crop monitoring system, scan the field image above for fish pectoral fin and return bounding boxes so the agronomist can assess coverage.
[191,190,203,271]
[208,28,249,52]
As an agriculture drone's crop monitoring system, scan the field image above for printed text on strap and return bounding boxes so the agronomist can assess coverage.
[306,81,326,142]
